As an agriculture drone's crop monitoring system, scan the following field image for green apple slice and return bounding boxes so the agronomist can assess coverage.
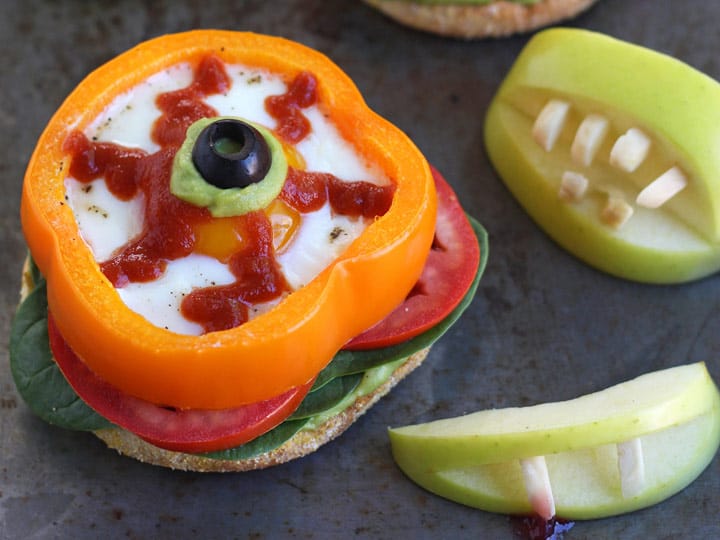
[484,28,720,283]
[389,363,720,519]
[392,410,719,520]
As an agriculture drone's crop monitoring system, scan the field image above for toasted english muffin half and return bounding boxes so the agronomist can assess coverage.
[364,0,599,39]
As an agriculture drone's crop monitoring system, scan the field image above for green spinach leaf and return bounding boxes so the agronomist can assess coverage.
[9,280,112,431]
[202,419,310,460]
[290,373,363,420]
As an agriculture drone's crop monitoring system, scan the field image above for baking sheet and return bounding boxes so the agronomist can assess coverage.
[1,1,718,538]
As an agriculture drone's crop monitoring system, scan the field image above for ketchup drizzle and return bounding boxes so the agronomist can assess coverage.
[181,211,290,333]
[63,55,393,333]
[266,71,318,143]
[280,167,395,217]
[64,56,231,288]
[152,55,229,147]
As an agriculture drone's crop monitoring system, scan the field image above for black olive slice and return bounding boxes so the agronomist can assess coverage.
[171,116,288,217]
[192,119,272,189]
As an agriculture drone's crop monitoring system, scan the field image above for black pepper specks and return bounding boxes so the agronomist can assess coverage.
[86,204,109,219]
[329,226,346,242]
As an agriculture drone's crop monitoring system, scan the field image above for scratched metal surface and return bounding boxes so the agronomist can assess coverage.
[1,0,718,538]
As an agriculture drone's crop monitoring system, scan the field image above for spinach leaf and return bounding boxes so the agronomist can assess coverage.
[9,280,112,431]
[290,373,363,420]
[202,419,310,460]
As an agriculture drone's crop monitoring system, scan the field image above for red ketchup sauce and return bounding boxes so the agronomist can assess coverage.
[62,55,395,333]
[265,71,317,143]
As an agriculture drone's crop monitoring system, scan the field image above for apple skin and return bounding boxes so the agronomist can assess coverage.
[484,28,720,283]
[389,363,720,519]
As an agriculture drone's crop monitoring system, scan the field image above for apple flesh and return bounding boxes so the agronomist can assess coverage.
[389,363,720,519]
[484,28,720,283]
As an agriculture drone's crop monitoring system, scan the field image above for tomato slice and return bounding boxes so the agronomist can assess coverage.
[344,166,480,350]
[47,314,313,454]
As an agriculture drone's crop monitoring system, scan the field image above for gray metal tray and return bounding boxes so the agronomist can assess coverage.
[1,1,718,538]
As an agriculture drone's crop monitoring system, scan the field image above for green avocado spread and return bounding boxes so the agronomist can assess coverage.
[171,116,288,218]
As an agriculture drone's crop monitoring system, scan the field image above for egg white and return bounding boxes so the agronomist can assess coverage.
[65,62,388,335]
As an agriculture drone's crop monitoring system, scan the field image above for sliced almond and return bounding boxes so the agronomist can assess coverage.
[532,100,570,152]
[617,438,645,498]
[609,128,652,172]
[601,196,634,229]
[520,456,556,520]
[559,171,589,202]
[636,166,688,208]
[571,114,609,167]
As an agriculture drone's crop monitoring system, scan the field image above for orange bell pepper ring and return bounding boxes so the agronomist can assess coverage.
[21,30,437,409]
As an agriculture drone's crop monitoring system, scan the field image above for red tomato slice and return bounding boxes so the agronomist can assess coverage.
[47,314,313,454]
[344,166,480,350]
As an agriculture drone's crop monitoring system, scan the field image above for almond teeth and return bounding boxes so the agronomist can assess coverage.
[617,438,646,498]
[532,100,570,152]
[601,196,634,229]
[609,128,652,172]
[559,171,589,202]
[636,166,688,208]
[571,114,609,167]
[520,456,556,520]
